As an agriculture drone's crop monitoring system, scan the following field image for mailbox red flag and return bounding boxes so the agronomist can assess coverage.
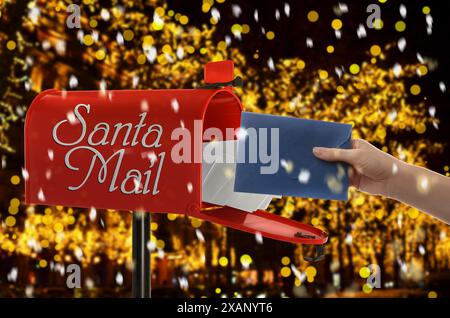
[25,61,328,246]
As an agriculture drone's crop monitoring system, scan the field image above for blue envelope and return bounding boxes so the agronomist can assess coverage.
[234,112,352,201]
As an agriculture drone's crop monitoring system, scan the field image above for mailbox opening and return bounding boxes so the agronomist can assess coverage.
[199,89,242,212]
[202,90,242,142]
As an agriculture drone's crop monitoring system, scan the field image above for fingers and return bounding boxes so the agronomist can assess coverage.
[352,138,373,150]
[349,166,362,189]
[352,138,364,149]
[312,146,359,165]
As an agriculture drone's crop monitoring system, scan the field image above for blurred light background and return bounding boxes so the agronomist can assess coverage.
[0,0,449,298]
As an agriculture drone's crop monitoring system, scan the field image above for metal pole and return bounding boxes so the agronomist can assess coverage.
[132,211,151,298]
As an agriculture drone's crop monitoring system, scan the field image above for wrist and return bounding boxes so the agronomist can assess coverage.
[386,159,410,200]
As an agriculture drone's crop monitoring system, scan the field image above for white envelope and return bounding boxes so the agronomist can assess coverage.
[202,140,278,212]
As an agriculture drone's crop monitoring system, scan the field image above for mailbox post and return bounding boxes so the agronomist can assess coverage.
[132,211,151,298]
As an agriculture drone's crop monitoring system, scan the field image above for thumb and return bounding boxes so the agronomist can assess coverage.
[313,147,359,165]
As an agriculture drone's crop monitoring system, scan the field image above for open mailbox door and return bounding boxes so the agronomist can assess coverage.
[24,60,328,254]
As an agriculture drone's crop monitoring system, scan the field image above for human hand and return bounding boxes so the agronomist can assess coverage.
[312,139,400,197]
[313,138,450,224]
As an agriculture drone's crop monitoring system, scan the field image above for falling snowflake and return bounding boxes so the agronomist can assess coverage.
[92,31,99,42]
[298,169,311,184]
[25,285,34,298]
[187,182,193,193]
[393,63,402,77]
[176,46,184,60]
[76,30,84,43]
[280,159,294,174]
[42,40,50,50]
[356,24,367,38]
[236,127,248,140]
[335,66,343,78]
[74,247,84,261]
[225,35,231,46]
[55,40,66,55]
[333,4,346,17]
[85,277,95,289]
[69,75,78,88]
[398,38,406,52]
[267,57,276,71]
[399,5,407,18]
[428,106,436,117]
[89,207,97,222]
[22,168,29,181]
[171,98,180,113]
[195,229,205,242]
[28,6,40,24]
[47,149,54,161]
[147,239,156,252]
[99,79,107,92]
[417,175,429,194]
[290,264,306,283]
[211,7,220,21]
[392,163,398,175]
[418,245,426,256]
[45,169,51,180]
[116,32,124,45]
[426,14,433,35]
[255,232,263,244]
[7,267,18,282]
[140,100,149,111]
[388,109,397,121]
[416,53,424,63]
[345,234,353,245]
[100,8,110,21]
[66,111,76,124]
[147,46,157,63]
[284,3,290,17]
[132,76,139,88]
[115,272,124,286]
[231,4,241,18]
[37,188,45,202]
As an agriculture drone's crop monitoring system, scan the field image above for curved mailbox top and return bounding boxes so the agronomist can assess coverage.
[24,60,328,246]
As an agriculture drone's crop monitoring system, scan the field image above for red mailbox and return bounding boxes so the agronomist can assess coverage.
[25,61,327,248]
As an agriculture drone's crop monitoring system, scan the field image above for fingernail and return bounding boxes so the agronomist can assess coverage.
[313,147,323,155]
